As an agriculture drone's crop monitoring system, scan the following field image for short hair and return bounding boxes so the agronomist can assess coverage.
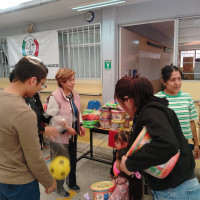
[161,65,182,83]
[114,76,154,109]
[55,68,76,88]
[13,56,48,83]
[9,68,15,82]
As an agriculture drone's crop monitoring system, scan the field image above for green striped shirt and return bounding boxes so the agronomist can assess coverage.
[155,91,198,139]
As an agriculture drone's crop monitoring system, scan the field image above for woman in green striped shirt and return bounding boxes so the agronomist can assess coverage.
[155,65,200,159]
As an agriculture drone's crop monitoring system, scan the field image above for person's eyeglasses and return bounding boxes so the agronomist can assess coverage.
[39,80,47,90]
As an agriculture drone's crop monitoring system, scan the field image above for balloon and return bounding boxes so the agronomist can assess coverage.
[49,156,70,180]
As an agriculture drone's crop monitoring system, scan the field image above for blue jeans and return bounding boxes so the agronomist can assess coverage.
[151,178,200,200]
[0,180,40,200]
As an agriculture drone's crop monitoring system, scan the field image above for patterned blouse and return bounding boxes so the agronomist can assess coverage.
[109,176,129,200]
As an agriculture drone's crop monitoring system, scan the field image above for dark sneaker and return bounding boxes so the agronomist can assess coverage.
[64,191,70,197]
[69,185,80,192]
[55,187,70,197]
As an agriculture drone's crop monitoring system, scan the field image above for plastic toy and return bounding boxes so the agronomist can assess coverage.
[90,181,116,200]
[84,193,91,200]
[49,156,70,180]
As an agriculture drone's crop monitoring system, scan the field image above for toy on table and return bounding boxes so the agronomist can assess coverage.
[124,118,132,128]
[127,127,180,179]
[99,119,111,129]
[99,108,111,119]
[111,109,125,121]
[110,119,125,131]
[90,181,116,200]
[105,100,119,109]
[82,110,100,128]
[49,155,70,180]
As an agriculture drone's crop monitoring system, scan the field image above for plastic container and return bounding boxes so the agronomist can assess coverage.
[83,120,99,128]
[99,119,110,129]
[124,112,131,119]
[99,108,111,119]
[110,119,125,131]
[124,118,132,128]
[90,181,116,200]
[111,109,125,121]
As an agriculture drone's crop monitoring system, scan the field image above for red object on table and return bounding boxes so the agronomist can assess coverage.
[108,130,118,148]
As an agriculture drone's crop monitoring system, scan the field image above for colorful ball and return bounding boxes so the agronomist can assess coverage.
[49,156,70,180]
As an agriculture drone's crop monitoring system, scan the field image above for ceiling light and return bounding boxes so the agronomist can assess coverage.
[72,0,126,12]
[0,0,32,9]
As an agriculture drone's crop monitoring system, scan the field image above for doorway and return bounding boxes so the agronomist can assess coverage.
[119,20,174,93]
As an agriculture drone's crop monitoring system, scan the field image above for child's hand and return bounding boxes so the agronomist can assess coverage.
[110,174,114,179]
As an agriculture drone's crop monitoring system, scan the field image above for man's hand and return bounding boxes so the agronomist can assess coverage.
[44,126,59,139]
[45,179,57,194]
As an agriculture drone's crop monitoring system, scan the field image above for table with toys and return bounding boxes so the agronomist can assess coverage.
[77,101,132,165]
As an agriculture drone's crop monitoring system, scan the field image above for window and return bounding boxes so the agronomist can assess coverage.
[58,23,101,79]
[178,17,200,80]
[0,38,9,78]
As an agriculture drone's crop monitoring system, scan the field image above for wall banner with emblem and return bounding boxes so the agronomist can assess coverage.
[7,30,59,79]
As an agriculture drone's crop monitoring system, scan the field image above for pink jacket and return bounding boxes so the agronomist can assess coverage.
[46,87,82,144]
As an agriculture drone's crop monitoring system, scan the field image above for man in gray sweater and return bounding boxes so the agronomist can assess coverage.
[0,56,57,200]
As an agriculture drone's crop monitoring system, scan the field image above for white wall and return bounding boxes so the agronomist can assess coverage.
[120,28,139,78]
[1,0,200,103]
[0,11,102,37]
[102,7,118,104]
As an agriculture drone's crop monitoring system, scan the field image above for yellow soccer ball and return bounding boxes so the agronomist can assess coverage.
[49,156,70,180]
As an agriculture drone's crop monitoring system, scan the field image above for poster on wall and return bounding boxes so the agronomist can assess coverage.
[7,30,59,79]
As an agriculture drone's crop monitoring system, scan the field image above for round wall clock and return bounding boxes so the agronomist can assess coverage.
[85,11,94,23]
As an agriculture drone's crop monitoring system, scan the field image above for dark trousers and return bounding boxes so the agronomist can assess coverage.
[50,136,77,189]
[0,180,40,200]
[49,142,70,191]
[68,135,77,188]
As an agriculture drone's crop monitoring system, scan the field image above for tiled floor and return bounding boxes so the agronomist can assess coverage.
[40,130,153,200]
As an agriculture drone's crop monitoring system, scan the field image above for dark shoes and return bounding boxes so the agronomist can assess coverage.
[69,185,80,192]
[55,187,70,197]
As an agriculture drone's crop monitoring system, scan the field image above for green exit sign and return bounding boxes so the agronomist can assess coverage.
[104,60,111,70]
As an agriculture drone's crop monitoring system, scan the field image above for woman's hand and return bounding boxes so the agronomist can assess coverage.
[67,126,77,135]
[193,145,200,159]
[120,155,133,176]
[80,125,85,137]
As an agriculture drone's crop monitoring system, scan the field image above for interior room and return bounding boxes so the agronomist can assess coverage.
[1,1,200,200]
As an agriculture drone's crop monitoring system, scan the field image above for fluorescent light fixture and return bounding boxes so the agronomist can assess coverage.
[72,0,126,11]
[0,0,33,9]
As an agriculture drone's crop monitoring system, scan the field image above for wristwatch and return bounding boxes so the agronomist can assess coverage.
[61,128,68,134]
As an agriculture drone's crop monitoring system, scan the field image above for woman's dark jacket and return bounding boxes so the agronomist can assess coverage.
[125,101,195,191]
[25,93,52,133]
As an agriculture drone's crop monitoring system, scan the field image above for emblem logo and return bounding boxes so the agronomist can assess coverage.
[22,35,39,56]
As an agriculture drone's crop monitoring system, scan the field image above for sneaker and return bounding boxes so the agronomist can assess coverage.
[69,185,80,192]
[55,187,70,197]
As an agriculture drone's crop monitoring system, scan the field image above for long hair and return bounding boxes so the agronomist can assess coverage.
[117,148,143,200]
